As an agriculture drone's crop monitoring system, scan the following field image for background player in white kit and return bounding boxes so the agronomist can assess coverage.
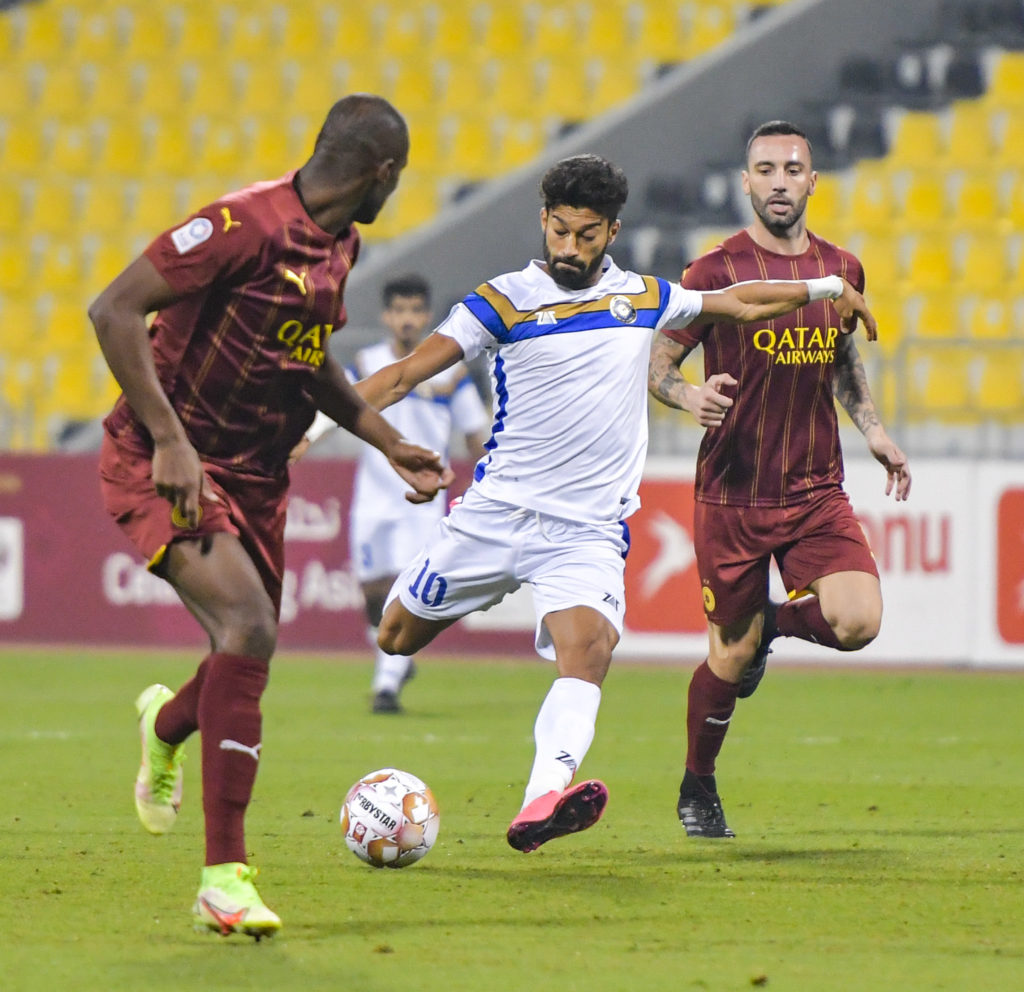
[306,275,488,713]
[353,155,876,853]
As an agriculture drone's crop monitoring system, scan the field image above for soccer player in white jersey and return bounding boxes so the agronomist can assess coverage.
[353,155,876,853]
[306,275,488,713]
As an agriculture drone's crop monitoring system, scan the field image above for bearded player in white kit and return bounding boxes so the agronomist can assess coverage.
[353,154,876,853]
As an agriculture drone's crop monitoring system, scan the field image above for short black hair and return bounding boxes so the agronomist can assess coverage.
[745,120,813,162]
[314,93,409,168]
[540,154,629,222]
[382,273,431,308]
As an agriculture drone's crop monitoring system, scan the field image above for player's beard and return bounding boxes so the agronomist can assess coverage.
[750,190,808,237]
[542,240,608,290]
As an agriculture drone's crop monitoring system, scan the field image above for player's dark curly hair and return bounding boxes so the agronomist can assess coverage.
[540,154,629,222]
[745,120,813,161]
[383,273,431,307]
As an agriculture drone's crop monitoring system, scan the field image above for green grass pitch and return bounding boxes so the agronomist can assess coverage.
[1,647,1022,991]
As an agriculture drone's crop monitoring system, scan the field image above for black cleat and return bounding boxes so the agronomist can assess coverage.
[737,601,778,699]
[677,779,735,838]
[372,690,402,714]
[370,661,417,715]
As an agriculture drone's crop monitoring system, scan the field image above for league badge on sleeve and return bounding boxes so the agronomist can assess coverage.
[171,217,215,255]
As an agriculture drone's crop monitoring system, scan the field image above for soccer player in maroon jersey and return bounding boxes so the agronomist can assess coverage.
[648,120,912,838]
[89,94,453,938]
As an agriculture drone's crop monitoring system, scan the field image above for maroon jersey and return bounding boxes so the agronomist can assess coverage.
[663,229,864,507]
[103,171,360,478]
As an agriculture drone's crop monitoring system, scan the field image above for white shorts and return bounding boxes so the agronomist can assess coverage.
[389,488,630,659]
[350,510,441,583]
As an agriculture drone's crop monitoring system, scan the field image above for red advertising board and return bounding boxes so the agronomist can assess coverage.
[623,478,705,635]
[996,488,1024,644]
[0,453,511,654]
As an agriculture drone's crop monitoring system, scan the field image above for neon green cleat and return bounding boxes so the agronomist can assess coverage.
[134,683,184,835]
[193,863,282,939]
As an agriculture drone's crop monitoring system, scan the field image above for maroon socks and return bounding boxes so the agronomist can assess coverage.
[685,660,740,776]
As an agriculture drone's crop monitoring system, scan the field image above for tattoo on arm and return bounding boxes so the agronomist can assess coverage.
[833,336,881,434]
[648,340,695,410]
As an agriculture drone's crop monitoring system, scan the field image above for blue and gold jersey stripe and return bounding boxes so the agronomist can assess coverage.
[463,275,670,344]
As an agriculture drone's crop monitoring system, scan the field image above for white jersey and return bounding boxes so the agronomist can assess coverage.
[309,341,488,524]
[437,257,704,523]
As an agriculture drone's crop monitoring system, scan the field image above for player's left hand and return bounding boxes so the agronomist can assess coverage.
[388,440,456,504]
[834,278,877,342]
[867,430,912,501]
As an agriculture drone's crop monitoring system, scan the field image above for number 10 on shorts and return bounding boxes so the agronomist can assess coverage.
[409,559,448,607]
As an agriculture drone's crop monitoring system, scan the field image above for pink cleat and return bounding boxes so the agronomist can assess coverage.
[506,779,608,853]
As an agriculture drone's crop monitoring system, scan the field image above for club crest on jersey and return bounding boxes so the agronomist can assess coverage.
[609,295,637,324]
[170,217,214,254]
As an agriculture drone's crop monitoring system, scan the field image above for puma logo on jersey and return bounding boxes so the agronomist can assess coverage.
[283,267,308,296]
[536,310,558,325]
[220,207,241,232]
[219,739,262,761]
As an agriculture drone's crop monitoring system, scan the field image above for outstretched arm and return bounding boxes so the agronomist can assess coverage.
[310,352,455,504]
[691,276,877,339]
[356,332,465,411]
[648,335,737,428]
[834,335,912,501]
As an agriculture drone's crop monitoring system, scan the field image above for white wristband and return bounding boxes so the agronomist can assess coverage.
[804,275,843,301]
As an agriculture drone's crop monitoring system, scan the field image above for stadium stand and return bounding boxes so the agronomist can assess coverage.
[0,0,1021,453]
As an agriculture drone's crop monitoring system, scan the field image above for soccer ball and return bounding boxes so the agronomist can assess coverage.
[340,768,440,868]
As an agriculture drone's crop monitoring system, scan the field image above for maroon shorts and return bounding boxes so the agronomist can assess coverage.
[98,430,289,613]
[693,487,878,625]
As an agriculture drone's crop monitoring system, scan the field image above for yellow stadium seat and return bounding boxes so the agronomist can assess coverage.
[133,63,192,118]
[36,240,87,296]
[323,8,380,56]
[577,1,632,58]
[0,183,27,235]
[1,118,51,175]
[377,3,426,58]
[986,51,1024,109]
[903,236,954,291]
[964,296,1014,339]
[993,110,1024,167]
[946,101,996,166]
[860,291,905,356]
[39,297,94,352]
[951,172,1002,227]
[428,2,477,59]
[17,6,66,61]
[631,2,688,64]
[438,114,495,180]
[65,8,123,62]
[91,119,150,178]
[898,170,948,230]
[535,60,591,121]
[848,166,896,231]
[276,7,322,58]
[688,2,737,57]
[0,239,32,294]
[974,351,1024,417]
[475,4,531,58]
[907,348,974,420]
[956,234,1010,294]
[144,121,195,178]
[78,179,133,236]
[808,173,846,230]
[123,8,174,61]
[431,57,493,116]
[888,111,944,168]
[856,233,905,285]
[174,9,225,60]
[221,8,274,60]
[906,294,957,338]
[0,301,35,350]
[28,178,81,235]
[529,5,577,59]
[493,118,544,170]
[489,58,544,120]
[48,122,97,176]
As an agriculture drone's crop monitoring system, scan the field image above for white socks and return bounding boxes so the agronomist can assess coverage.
[522,677,602,807]
[369,627,414,693]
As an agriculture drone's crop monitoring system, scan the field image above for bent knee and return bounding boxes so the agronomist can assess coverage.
[832,612,881,651]
[215,604,278,659]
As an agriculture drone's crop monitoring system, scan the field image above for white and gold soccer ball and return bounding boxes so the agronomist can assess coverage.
[340,768,440,868]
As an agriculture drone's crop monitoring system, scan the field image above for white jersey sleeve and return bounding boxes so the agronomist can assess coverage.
[658,282,706,332]
[434,303,497,363]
